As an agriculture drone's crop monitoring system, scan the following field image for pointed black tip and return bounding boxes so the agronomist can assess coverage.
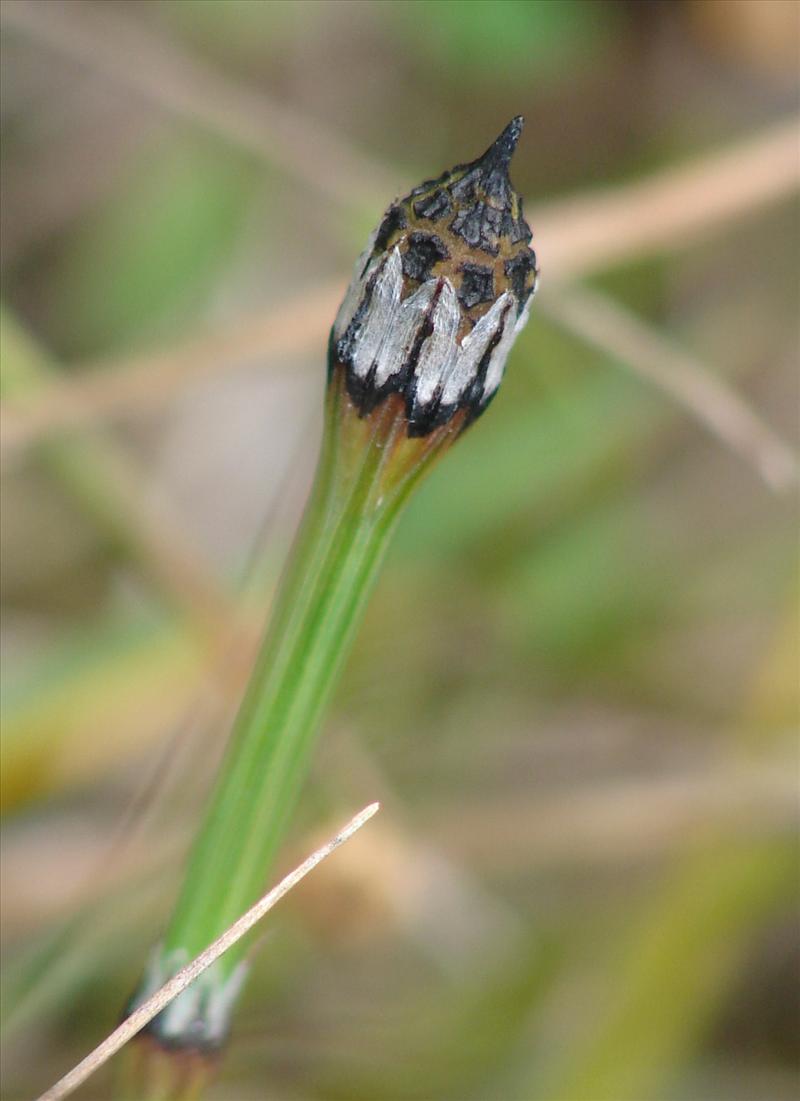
[481,116,524,170]
[465,117,524,206]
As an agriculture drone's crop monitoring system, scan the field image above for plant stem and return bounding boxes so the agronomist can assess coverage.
[134,114,537,1059]
[138,371,449,1047]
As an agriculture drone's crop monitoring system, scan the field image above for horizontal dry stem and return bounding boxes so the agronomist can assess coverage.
[540,286,799,492]
[1,115,797,460]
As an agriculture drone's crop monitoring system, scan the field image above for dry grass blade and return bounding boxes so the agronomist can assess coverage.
[536,116,800,280]
[1,313,235,633]
[0,282,343,465]
[540,286,799,492]
[32,802,380,1101]
[5,0,796,246]
[1,115,797,462]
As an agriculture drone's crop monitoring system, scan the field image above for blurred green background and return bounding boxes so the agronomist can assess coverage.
[1,1,798,1099]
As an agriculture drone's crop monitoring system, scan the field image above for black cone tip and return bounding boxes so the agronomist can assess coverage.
[479,116,524,171]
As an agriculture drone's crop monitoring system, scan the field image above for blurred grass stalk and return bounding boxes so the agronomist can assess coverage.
[0,307,231,633]
[515,598,800,1101]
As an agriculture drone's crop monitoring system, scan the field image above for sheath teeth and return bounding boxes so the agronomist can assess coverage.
[412,280,460,409]
[374,278,436,389]
[350,247,403,380]
[441,292,511,407]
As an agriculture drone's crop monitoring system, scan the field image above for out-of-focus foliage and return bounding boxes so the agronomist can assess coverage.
[45,137,258,358]
[390,0,616,84]
[1,1,797,1099]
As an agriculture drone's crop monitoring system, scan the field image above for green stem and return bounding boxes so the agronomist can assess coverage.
[138,376,444,1047]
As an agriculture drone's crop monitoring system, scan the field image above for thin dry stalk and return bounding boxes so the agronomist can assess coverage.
[5,0,797,249]
[65,443,238,633]
[2,116,796,460]
[0,283,342,463]
[32,802,380,1101]
[540,286,799,492]
[0,315,235,634]
[536,116,800,280]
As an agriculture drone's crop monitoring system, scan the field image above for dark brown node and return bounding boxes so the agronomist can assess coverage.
[458,263,495,309]
[401,231,450,282]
